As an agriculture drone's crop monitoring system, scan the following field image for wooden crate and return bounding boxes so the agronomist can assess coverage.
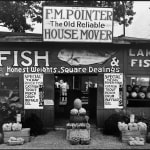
[121,130,147,143]
[66,129,90,140]
[3,128,31,143]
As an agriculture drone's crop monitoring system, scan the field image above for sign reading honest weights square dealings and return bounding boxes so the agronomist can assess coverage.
[104,73,123,109]
[43,6,113,42]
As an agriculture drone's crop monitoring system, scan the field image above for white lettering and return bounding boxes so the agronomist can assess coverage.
[143,60,150,67]
[13,51,18,66]
[129,49,135,56]
[131,59,137,67]
[137,49,144,56]
[34,51,49,67]
[21,51,32,66]
[0,51,11,66]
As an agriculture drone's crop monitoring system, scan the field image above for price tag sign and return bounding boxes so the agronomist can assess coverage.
[44,99,54,105]
[104,73,123,109]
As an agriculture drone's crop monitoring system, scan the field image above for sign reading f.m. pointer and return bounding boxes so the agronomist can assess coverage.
[43,6,113,43]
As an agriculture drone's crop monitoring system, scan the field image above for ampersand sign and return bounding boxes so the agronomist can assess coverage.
[111,57,119,67]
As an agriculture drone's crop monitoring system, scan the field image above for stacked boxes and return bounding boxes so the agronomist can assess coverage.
[118,122,147,143]
[3,128,31,144]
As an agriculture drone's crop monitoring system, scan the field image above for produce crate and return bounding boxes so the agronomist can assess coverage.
[66,128,90,141]
[121,130,147,143]
[3,128,30,143]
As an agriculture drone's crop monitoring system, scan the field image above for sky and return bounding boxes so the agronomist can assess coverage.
[0,1,150,39]
[114,1,150,38]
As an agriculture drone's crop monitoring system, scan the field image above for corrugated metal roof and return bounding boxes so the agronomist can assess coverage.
[1,31,150,44]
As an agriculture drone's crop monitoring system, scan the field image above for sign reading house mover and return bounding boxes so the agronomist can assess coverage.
[24,73,44,109]
[104,73,123,109]
[43,6,113,42]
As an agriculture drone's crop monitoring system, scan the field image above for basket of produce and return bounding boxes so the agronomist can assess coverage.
[12,123,22,131]
[80,137,91,145]
[2,123,12,131]
[69,137,80,145]
[7,137,24,146]
[128,123,138,131]
[128,137,145,146]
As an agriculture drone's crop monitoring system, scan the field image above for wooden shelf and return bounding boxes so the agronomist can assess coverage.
[127,99,150,102]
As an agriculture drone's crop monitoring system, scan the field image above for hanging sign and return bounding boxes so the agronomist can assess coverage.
[24,73,44,109]
[104,73,123,109]
[43,6,113,42]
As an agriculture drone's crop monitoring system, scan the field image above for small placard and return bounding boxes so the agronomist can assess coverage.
[44,99,54,105]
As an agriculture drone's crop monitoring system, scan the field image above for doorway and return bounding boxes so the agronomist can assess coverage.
[54,74,97,127]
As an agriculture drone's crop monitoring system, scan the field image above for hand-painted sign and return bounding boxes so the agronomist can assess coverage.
[43,7,113,42]
[129,48,150,68]
[104,73,123,109]
[24,73,44,109]
[0,49,122,74]
[57,49,116,66]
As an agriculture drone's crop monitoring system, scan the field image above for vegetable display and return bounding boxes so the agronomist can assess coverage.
[2,122,22,131]
[118,122,147,131]
[128,137,144,146]
[67,98,90,145]
[11,123,22,131]
[127,85,150,100]
[8,137,24,145]
[2,123,12,131]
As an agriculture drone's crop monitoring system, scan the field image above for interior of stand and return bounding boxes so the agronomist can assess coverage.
[54,74,97,127]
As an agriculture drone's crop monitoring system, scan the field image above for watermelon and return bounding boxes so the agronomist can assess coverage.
[140,86,147,93]
[79,108,86,115]
[138,92,145,99]
[127,92,130,98]
[146,92,150,99]
[147,86,150,92]
[131,92,138,98]
[74,98,82,110]
[127,85,132,92]
[132,85,140,92]
[70,108,78,115]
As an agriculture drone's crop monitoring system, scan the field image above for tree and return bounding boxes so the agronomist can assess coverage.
[0,0,135,33]
[0,1,42,32]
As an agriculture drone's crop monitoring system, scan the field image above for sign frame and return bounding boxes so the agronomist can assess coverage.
[43,6,114,43]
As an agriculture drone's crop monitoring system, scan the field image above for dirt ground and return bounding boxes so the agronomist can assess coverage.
[0,128,150,149]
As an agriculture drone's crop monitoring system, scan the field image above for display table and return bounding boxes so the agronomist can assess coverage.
[3,128,30,143]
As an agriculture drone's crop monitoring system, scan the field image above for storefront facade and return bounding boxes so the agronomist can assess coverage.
[0,35,150,129]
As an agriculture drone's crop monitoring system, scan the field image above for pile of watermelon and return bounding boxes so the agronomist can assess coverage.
[69,98,89,123]
[127,85,150,99]
[66,98,90,145]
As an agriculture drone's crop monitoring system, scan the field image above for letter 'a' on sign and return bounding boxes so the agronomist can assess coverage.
[43,6,113,43]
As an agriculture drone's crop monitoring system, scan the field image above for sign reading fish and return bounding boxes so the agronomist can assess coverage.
[43,6,113,42]
[58,49,116,66]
